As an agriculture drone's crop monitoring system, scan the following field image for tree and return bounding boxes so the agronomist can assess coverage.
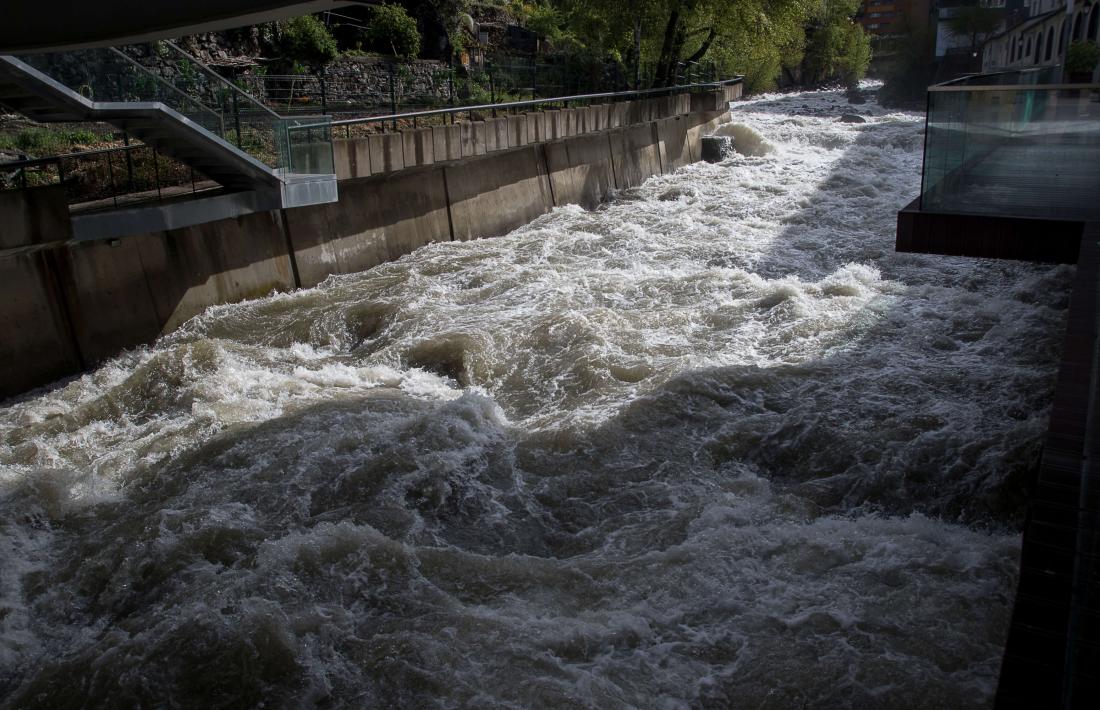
[277,14,338,69]
[948,6,1001,53]
[368,3,422,58]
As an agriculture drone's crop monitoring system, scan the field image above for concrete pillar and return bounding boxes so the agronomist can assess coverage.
[461,121,487,156]
[368,132,405,173]
[523,113,541,144]
[507,115,529,146]
[489,117,511,151]
[402,127,435,167]
[432,123,462,162]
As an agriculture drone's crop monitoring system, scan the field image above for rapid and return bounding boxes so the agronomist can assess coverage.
[0,88,1074,708]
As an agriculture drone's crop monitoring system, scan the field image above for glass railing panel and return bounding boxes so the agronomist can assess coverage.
[16,43,335,179]
[277,116,335,176]
[921,85,1100,220]
[18,48,225,136]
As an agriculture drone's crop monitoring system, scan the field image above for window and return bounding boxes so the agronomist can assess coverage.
[1026,36,1032,58]
[1060,19,1067,54]
[1046,26,1055,61]
[1036,31,1044,62]
[1089,5,1099,41]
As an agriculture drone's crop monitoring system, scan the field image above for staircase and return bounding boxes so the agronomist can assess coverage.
[0,41,336,216]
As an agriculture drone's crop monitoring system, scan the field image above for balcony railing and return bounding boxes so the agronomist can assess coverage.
[920,72,1100,221]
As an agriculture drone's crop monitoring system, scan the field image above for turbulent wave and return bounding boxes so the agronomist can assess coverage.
[0,88,1072,708]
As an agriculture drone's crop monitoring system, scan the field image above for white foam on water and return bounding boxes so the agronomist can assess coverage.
[0,87,1073,707]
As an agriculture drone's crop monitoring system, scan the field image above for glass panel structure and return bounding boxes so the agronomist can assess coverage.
[278,116,335,176]
[921,80,1100,220]
[18,41,333,178]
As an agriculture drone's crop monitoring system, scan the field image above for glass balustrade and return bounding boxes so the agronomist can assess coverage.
[921,78,1100,221]
[15,41,334,179]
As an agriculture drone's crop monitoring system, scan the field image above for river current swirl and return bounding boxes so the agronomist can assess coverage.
[0,88,1073,708]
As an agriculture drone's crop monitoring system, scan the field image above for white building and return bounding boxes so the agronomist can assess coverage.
[982,0,1100,76]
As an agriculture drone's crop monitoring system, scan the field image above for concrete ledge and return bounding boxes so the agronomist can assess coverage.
[657,116,691,173]
[461,121,486,156]
[445,145,553,241]
[506,115,529,147]
[895,196,1083,263]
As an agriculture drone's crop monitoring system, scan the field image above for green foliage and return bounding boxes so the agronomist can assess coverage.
[526,4,567,41]
[0,127,111,156]
[368,4,422,58]
[799,0,871,87]
[1066,40,1100,74]
[546,0,870,92]
[278,14,339,67]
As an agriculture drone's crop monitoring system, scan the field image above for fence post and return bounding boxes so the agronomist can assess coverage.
[152,150,162,201]
[490,63,497,117]
[123,133,135,192]
[389,61,398,130]
[448,55,455,107]
[232,91,242,146]
[320,71,328,115]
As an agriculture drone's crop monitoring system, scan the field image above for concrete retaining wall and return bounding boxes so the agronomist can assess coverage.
[0,185,72,248]
[52,211,297,365]
[0,84,739,399]
[0,250,82,399]
[446,146,554,241]
[284,166,452,287]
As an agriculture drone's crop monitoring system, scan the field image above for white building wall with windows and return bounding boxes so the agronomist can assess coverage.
[982,0,1100,76]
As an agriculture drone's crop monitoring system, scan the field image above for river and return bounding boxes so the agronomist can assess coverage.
[0,87,1074,708]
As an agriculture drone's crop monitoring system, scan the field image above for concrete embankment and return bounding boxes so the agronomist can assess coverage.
[0,84,739,399]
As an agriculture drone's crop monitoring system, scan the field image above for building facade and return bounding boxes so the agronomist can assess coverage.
[982,0,1100,76]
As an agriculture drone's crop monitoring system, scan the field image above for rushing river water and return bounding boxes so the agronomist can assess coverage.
[0,88,1074,708]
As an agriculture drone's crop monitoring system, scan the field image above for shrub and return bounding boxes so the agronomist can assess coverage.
[278,15,338,68]
[368,4,422,59]
[1066,41,1100,75]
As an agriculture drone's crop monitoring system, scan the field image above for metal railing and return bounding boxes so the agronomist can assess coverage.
[0,142,213,211]
[326,78,743,137]
[16,40,331,177]
[919,71,1100,220]
[225,56,721,124]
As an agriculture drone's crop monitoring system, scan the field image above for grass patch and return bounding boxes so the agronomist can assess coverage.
[0,126,115,156]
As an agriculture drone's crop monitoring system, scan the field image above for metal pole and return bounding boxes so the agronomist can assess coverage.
[123,134,135,192]
[490,63,497,117]
[106,152,118,208]
[233,91,242,146]
[152,150,162,201]
[389,61,398,130]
